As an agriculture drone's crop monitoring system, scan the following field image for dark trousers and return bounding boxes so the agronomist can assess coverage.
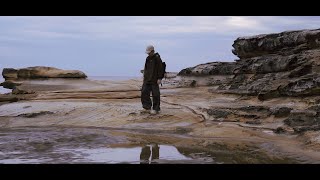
[140,145,160,164]
[141,83,160,111]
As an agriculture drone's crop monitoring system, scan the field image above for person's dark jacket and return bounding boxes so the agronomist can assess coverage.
[143,53,164,84]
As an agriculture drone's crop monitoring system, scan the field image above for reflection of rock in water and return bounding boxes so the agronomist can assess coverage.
[175,143,300,164]
[140,144,159,164]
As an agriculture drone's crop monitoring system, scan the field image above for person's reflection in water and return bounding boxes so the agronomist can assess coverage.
[140,144,160,164]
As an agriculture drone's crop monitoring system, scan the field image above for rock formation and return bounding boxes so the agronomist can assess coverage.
[179,29,320,100]
[178,28,320,134]
[2,66,87,80]
[1,66,87,102]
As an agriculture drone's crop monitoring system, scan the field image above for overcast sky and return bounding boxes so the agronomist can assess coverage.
[0,16,319,76]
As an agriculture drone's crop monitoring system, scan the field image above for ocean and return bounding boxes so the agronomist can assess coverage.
[0,76,11,94]
[88,76,141,81]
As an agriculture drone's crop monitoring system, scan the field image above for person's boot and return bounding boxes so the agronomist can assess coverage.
[150,110,160,115]
[141,109,150,114]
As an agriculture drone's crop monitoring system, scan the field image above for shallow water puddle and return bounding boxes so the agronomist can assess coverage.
[0,127,314,164]
[52,145,192,164]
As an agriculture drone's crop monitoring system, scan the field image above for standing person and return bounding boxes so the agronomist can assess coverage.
[141,45,164,115]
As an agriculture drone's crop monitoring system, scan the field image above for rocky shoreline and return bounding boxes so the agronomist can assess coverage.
[178,28,320,135]
[1,28,320,163]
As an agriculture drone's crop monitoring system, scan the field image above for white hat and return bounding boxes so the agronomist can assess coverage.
[145,45,154,54]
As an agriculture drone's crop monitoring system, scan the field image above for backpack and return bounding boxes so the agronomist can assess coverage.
[155,53,166,79]
[160,61,166,87]
[162,62,166,79]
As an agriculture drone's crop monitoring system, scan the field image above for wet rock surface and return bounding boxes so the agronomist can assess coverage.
[1,79,320,163]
